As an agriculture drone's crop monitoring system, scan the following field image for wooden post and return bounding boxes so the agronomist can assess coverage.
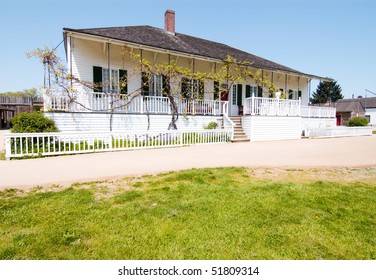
[5,136,11,161]
[251,90,255,115]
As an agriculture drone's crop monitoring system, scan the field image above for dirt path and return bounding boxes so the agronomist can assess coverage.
[1,135,375,190]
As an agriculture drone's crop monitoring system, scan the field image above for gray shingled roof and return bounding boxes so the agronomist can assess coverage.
[359,97,376,108]
[64,25,317,78]
[335,99,365,113]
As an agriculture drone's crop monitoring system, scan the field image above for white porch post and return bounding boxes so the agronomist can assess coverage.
[251,91,255,115]
[298,97,301,116]
[5,135,11,161]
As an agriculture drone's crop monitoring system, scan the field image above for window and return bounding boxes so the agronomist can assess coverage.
[181,78,204,99]
[245,85,257,98]
[142,73,168,96]
[288,90,301,100]
[102,69,118,93]
[232,84,237,105]
[93,66,127,94]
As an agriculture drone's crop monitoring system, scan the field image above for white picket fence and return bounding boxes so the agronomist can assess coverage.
[5,129,232,159]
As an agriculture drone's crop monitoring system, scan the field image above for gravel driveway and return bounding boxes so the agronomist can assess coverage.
[1,135,375,190]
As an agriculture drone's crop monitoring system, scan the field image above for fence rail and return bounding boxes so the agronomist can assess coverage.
[0,96,32,105]
[5,129,232,159]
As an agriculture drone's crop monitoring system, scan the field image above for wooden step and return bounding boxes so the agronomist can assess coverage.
[231,138,249,143]
[227,116,250,142]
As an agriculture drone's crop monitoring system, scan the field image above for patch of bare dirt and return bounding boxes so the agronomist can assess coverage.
[248,167,376,184]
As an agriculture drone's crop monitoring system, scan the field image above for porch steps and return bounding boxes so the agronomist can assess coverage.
[229,116,249,142]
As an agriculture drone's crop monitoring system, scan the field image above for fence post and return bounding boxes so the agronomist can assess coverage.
[5,135,11,161]
[109,133,113,150]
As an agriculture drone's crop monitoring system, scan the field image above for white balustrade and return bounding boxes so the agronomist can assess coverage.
[143,96,170,114]
[44,91,223,116]
[300,106,336,118]
[5,129,232,159]
[176,99,222,115]
[244,97,301,116]
[243,97,335,118]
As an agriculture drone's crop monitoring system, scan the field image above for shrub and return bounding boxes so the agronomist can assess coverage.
[204,122,218,129]
[347,116,369,127]
[11,112,59,133]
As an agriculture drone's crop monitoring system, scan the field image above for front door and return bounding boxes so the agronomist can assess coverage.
[229,84,243,116]
[336,115,341,126]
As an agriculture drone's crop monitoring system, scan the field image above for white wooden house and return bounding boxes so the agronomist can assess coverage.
[44,10,336,141]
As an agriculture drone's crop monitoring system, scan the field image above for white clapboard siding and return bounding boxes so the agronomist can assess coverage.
[242,116,301,142]
[365,108,376,126]
[44,112,222,132]
[71,38,140,94]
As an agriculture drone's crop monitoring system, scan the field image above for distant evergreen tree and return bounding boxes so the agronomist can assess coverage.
[310,80,343,104]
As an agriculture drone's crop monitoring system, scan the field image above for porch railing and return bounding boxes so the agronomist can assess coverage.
[300,106,336,118]
[44,92,224,116]
[5,129,232,159]
[244,97,301,116]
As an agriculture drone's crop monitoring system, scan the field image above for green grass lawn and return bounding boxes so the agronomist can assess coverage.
[0,167,375,260]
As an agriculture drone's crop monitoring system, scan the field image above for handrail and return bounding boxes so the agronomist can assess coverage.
[222,101,235,140]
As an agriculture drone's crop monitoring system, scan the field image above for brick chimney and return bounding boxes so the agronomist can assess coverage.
[164,9,175,35]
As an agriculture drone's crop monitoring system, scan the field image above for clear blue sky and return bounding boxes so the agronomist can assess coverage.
[1,0,375,98]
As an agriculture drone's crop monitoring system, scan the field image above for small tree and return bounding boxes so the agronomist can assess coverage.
[347,116,369,127]
[11,112,59,133]
[311,80,343,105]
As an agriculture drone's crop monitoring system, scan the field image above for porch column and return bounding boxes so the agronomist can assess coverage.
[251,88,255,115]
[261,70,264,97]
[308,79,312,104]
[107,42,113,114]
[285,74,287,94]
[107,43,111,92]
[66,35,73,88]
